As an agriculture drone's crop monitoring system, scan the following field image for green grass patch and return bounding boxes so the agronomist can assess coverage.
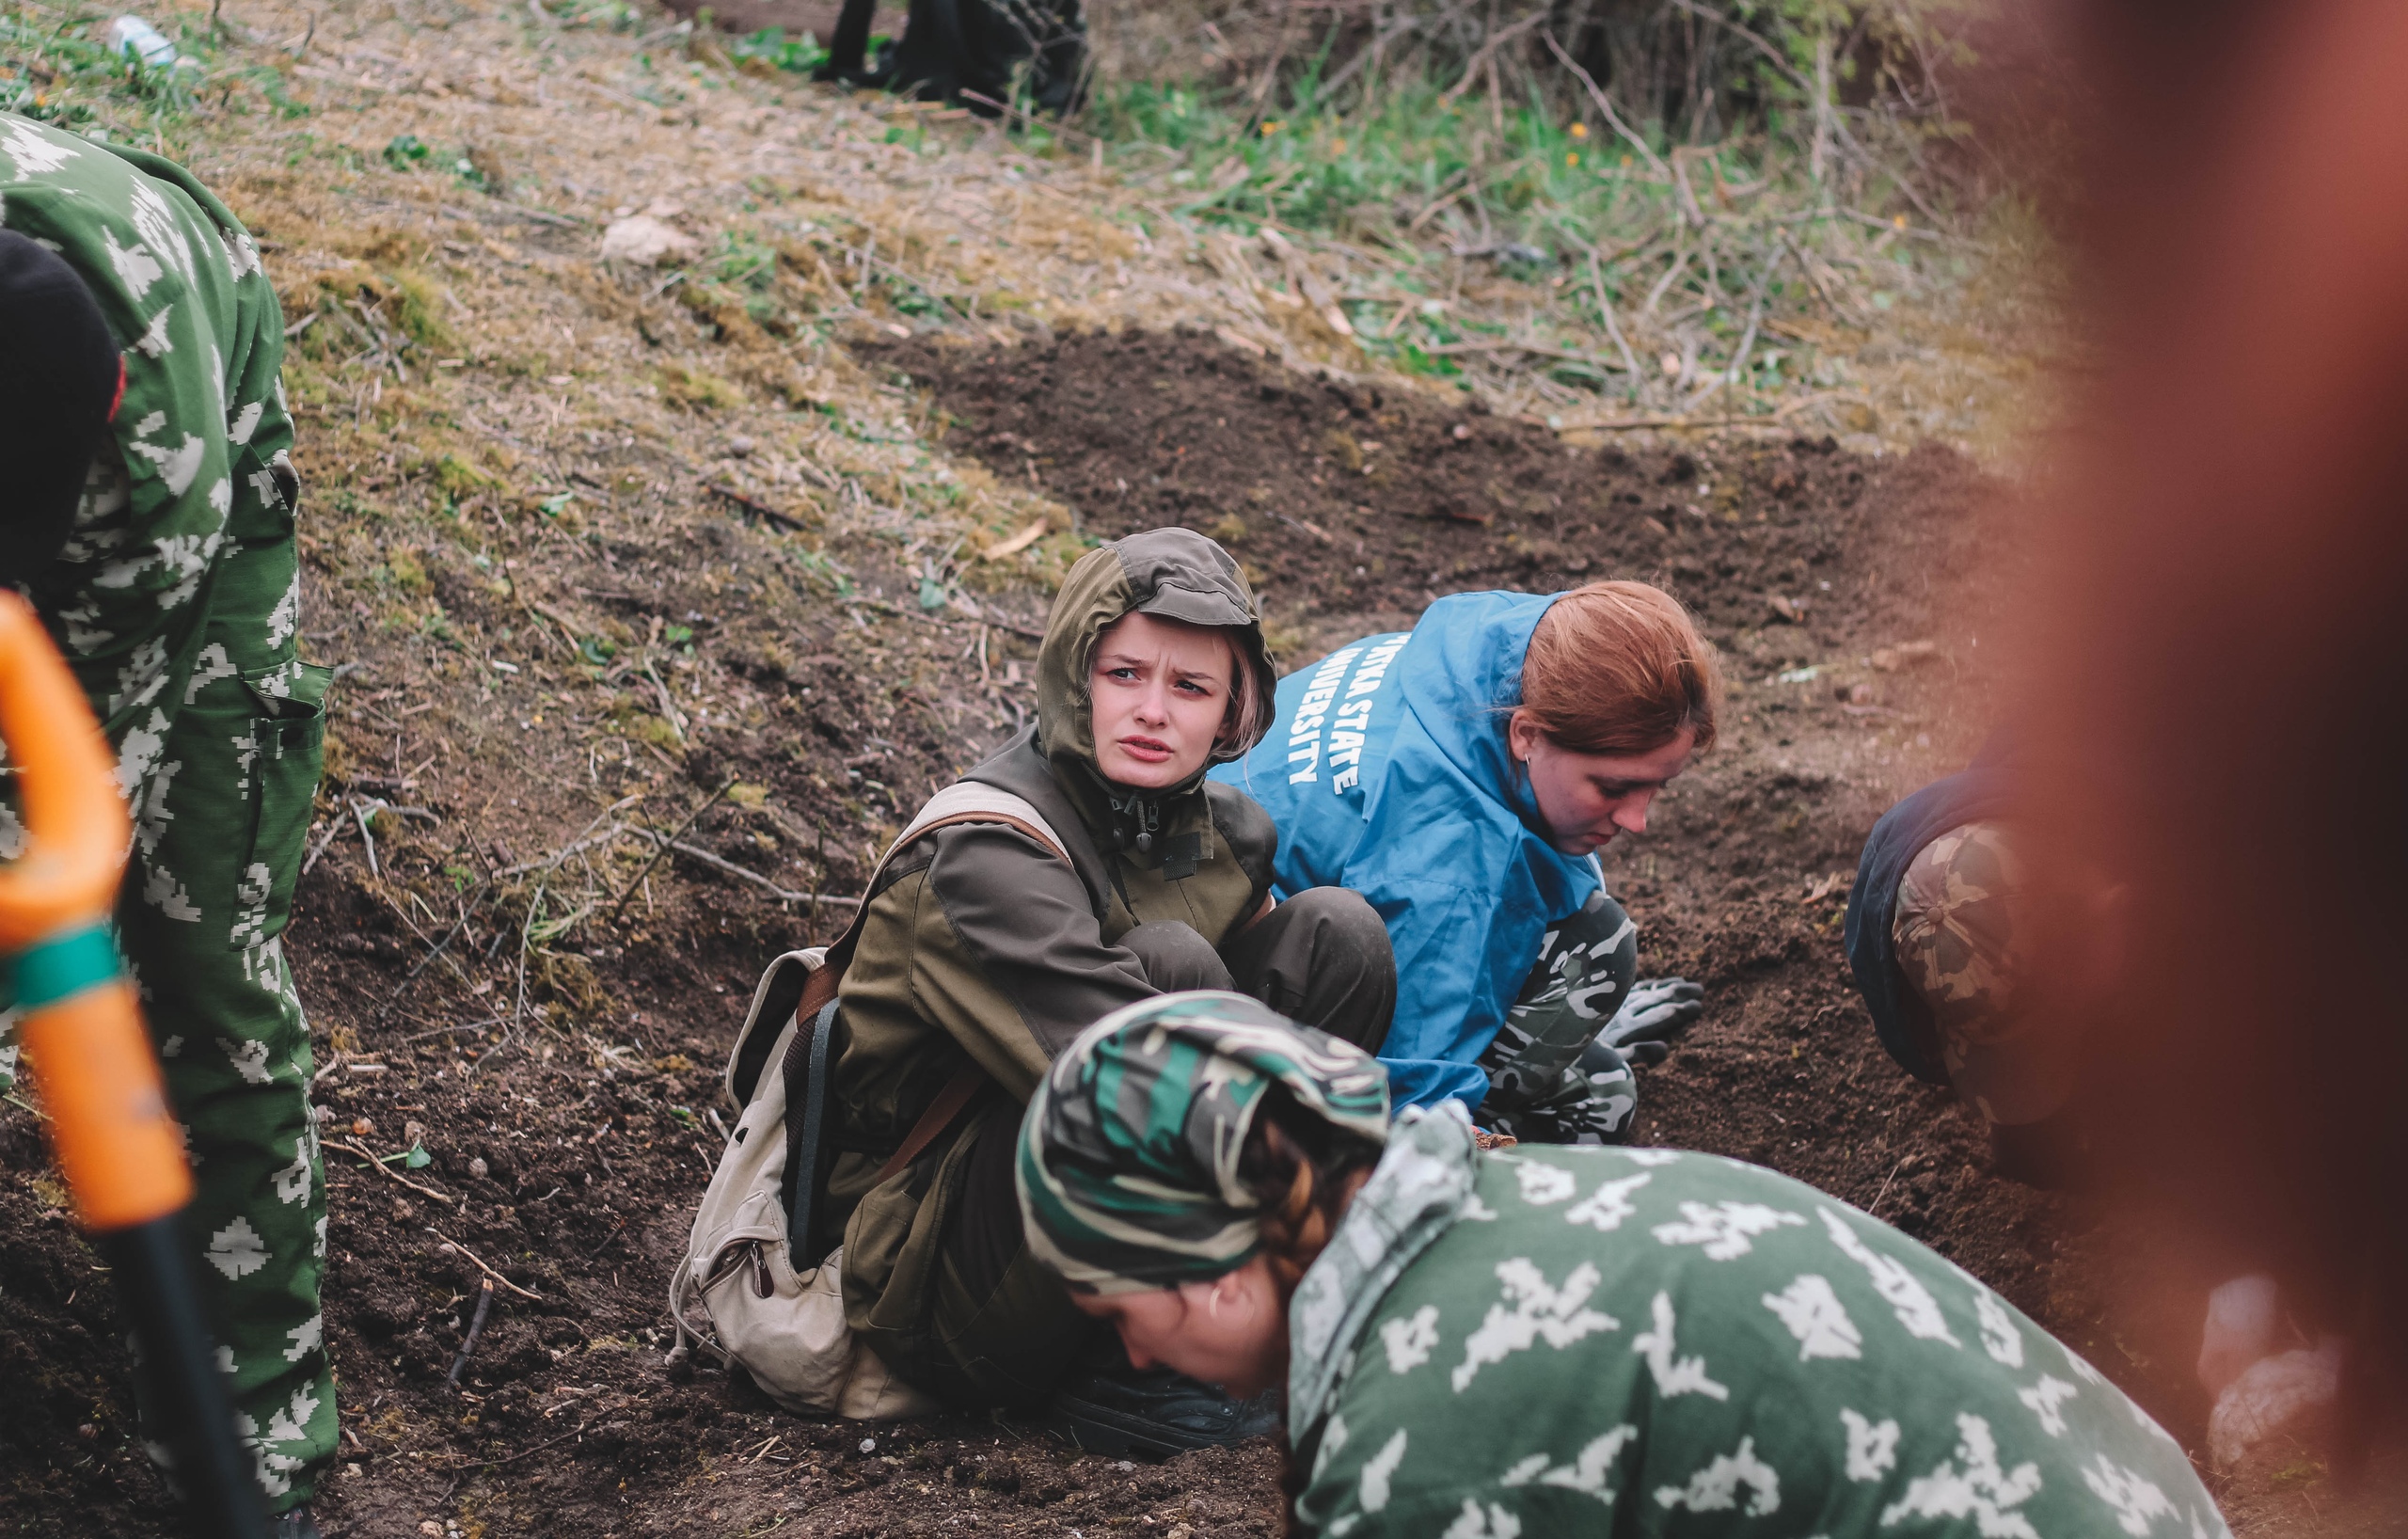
[0,4,306,151]
[1082,60,1966,417]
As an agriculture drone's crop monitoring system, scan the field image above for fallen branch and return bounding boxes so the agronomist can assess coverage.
[1685,241,1790,412]
[956,89,1102,147]
[1543,31,1669,181]
[1557,385,1852,435]
[1425,338,1626,369]
[605,780,734,923]
[427,1228,545,1303]
[641,830,862,910]
[981,516,1051,562]
[513,797,642,1037]
[424,1421,589,1471]
[705,482,810,533]
[1439,10,1545,105]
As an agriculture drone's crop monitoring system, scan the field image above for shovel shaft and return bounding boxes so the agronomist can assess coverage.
[95,1218,271,1539]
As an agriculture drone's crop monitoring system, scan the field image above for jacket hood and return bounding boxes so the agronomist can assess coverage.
[1037,529,1278,817]
[1394,590,1560,831]
[1208,591,1592,1113]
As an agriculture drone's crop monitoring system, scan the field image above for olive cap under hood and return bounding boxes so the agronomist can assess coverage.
[1037,528,1278,796]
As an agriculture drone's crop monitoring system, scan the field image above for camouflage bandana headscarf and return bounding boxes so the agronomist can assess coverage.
[1018,991,1390,1295]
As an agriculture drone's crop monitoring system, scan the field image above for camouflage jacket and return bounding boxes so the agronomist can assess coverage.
[1289,1109,2229,1539]
[0,114,300,801]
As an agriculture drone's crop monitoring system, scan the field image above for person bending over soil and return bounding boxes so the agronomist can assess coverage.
[1019,992,2231,1538]
[1212,580,1716,1144]
[0,119,334,1536]
[818,528,1394,1451]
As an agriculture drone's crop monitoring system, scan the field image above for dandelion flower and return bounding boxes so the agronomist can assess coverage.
[1565,151,1579,167]
[1570,122,1589,139]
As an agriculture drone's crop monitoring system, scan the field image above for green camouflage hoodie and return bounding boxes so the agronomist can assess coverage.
[829,529,1281,1376]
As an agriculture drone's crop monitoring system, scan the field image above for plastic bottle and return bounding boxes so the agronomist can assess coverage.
[103,16,180,71]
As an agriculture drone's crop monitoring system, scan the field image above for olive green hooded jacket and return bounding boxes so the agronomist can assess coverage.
[829,529,1282,1351]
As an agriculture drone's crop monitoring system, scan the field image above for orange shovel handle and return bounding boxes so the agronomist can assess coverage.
[0,592,127,947]
[21,979,192,1227]
[0,593,183,1230]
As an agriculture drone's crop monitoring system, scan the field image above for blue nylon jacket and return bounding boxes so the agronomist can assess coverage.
[1211,591,1601,1113]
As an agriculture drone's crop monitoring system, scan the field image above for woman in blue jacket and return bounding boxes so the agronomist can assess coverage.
[1212,581,1718,1141]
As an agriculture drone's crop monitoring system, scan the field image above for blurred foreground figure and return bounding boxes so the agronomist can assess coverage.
[0,114,334,1531]
[2015,0,2408,1483]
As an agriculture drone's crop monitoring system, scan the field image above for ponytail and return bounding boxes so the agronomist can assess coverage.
[1239,1091,1381,1298]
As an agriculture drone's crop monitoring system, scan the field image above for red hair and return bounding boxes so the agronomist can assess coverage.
[1517,581,1720,756]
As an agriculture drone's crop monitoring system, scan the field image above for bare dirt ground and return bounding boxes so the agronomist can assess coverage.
[1,1,2395,1534]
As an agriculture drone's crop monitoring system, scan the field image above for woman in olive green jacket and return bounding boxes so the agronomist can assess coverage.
[824,528,1394,1444]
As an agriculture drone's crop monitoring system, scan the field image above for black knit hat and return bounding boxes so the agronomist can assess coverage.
[0,229,121,585]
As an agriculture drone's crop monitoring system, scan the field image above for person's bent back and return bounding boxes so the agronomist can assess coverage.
[1020,994,2231,1538]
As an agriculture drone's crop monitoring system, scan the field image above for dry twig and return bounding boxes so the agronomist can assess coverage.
[446,1278,497,1388]
[427,1227,545,1303]
[334,1138,464,1209]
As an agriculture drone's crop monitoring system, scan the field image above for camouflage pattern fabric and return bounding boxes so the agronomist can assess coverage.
[1291,1111,2231,1539]
[1891,820,2068,1125]
[1018,992,1389,1295]
[1474,889,1640,1144]
[0,115,334,1512]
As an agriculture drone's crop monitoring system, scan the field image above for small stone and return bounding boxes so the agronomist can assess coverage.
[728,436,754,457]
[420,1524,443,1538]
[76,1422,98,1440]
[350,1118,375,1138]
[1450,422,1471,440]
[404,1119,427,1143]
[859,1436,878,1453]
[467,1156,489,1180]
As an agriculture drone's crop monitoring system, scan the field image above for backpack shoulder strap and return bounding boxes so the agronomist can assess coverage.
[789,783,1069,1023]
[774,783,1070,1265]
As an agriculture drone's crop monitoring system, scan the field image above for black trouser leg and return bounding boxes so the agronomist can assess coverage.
[1217,886,1396,1054]
[927,1102,1097,1405]
[926,896,1397,1404]
[1118,920,1236,994]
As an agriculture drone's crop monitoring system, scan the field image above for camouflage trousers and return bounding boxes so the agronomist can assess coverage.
[1476,888,1640,1144]
[0,577,336,1514]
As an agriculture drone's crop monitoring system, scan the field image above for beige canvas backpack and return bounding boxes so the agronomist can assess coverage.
[668,782,1069,1418]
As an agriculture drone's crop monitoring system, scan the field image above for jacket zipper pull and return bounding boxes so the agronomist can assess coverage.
[751,1241,775,1297]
